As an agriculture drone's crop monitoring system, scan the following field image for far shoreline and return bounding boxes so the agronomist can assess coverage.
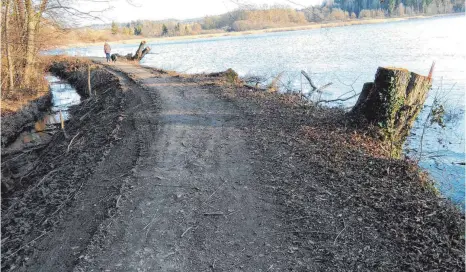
[54,13,461,50]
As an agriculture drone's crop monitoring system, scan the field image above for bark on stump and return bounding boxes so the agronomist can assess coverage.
[350,67,432,157]
[116,41,150,61]
[140,46,151,60]
[132,41,148,60]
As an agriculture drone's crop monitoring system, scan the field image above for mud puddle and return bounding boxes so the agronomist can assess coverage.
[7,75,81,151]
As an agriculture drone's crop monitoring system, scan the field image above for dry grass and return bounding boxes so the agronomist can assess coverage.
[1,57,52,116]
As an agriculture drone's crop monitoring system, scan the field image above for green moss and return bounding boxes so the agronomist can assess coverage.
[225,68,239,84]
[425,180,441,196]
[377,75,409,158]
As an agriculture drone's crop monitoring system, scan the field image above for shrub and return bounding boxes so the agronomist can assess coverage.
[375,9,386,18]
[359,9,372,18]
[398,3,405,16]
[329,8,347,20]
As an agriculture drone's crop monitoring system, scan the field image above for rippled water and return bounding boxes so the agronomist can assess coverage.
[49,15,465,208]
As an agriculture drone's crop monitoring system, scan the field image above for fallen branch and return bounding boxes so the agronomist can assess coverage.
[203,212,224,216]
[42,180,85,224]
[1,143,48,157]
[316,92,361,106]
[334,220,347,245]
[181,226,194,238]
[154,184,200,190]
[66,132,81,153]
[4,169,59,216]
[301,70,333,94]
[3,231,50,260]
[201,177,227,205]
[116,194,122,208]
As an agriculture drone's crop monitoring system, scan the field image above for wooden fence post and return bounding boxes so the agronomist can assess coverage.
[88,64,92,97]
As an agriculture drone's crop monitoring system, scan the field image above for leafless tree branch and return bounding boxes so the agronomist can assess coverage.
[301,70,333,93]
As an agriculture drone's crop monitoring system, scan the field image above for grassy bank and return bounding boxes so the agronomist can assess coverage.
[54,14,459,49]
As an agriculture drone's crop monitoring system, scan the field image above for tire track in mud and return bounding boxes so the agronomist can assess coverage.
[19,66,153,272]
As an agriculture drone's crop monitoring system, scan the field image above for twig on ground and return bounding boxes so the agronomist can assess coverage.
[154,184,200,190]
[202,177,227,205]
[203,212,224,216]
[79,111,92,121]
[4,231,50,260]
[67,132,81,153]
[290,216,312,221]
[316,92,361,106]
[42,180,86,225]
[116,195,122,208]
[1,143,48,158]
[334,220,347,245]
[9,169,59,213]
[143,210,159,238]
[181,226,194,238]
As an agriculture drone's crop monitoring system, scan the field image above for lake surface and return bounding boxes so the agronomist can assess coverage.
[49,15,465,208]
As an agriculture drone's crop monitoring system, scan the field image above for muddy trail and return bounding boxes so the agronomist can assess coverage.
[1,59,464,271]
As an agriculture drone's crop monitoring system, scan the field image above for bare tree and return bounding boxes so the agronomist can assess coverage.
[22,0,48,86]
[1,0,113,91]
[3,0,14,90]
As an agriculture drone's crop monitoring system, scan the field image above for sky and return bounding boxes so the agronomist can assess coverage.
[79,0,322,25]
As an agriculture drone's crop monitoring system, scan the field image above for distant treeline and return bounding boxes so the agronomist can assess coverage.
[110,1,463,37]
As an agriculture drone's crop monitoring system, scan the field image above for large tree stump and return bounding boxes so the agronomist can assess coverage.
[132,41,146,60]
[139,46,151,60]
[350,67,432,157]
[115,41,150,61]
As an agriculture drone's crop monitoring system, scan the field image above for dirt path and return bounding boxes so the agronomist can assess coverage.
[69,62,290,271]
[5,60,462,272]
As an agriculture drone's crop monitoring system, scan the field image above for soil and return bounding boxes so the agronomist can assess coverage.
[1,58,464,272]
[1,94,52,149]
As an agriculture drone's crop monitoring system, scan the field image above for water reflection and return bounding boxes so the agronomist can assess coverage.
[9,75,81,150]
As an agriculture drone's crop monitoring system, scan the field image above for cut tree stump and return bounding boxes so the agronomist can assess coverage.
[350,67,432,157]
[132,41,146,60]
[114,41,150,61]
[139,46,151,60]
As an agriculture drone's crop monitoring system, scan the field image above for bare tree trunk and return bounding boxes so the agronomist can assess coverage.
[0,0,2,91]
[23,0,36,86]
[88,64,92,96]
[23,0,47,87]
[4,0,15,90]
[14,0,26,30]
[12,0,26,78]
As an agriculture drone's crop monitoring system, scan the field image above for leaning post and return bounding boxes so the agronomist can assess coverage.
[87,64,92,97]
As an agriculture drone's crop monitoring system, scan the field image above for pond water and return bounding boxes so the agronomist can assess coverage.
[8,75,81,151]
[48,15,465,208]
